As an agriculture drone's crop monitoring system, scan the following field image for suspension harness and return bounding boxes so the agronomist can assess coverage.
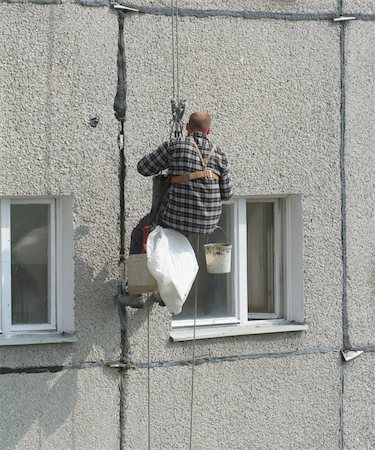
[171,138,220,184]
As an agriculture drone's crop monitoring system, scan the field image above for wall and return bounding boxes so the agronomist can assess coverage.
[0,1,374,449]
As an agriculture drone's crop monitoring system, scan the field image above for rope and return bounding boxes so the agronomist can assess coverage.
[171,0,180,101]
[147,295,151,450]
[175,0,180,101]
[170,0,186,138]
[171,0,176,100]
[189,234,199,450]
[146,7,182,436]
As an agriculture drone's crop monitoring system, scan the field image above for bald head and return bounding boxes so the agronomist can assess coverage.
[187,112,212,134]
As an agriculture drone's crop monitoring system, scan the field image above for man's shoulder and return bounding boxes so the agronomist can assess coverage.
[212,144,227,158]
[168,136,195,149]
[162,136,190,146]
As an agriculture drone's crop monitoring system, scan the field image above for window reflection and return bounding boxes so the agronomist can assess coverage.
[175,204,234,320]
[11,204,50,325]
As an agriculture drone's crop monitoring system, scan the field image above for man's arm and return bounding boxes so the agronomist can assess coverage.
[219,154,234,200]
[220,168,234,201]
[137,141,172,176]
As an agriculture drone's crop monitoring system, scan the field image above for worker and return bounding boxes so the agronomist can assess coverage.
[137,112,233,234]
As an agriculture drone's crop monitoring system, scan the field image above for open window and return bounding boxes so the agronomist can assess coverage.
[171,195,306,341]
[0,197,75,345]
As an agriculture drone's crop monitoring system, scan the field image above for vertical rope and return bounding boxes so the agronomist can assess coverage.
[171,0,176,100]
[175,0,180,101]
[147,296,151,450]
[171,0,181,102]
[170,0,185,139]
[189,234,199,450]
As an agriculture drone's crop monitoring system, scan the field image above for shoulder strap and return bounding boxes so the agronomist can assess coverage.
[190,138,217,169]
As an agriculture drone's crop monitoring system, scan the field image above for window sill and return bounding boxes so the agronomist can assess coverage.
[0,332,77,347]
[170,321,308,342]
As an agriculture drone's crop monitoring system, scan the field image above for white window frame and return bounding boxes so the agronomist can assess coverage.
[0,197,76,346]
[239,197,283,322]
[170,194,307,341]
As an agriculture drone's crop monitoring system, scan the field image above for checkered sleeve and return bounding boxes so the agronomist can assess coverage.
[137,141,172,176]
[219,154,234,200]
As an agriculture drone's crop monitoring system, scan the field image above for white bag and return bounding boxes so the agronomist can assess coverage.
[147,226,198,314]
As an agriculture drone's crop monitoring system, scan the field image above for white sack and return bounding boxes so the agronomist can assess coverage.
[147,226,198,314]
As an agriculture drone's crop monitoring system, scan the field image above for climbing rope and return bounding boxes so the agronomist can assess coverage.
[189,235,199,450]
[170,0,186,138]
[147,295,151,450]
[172,0,198,441]
[171,0,180,101]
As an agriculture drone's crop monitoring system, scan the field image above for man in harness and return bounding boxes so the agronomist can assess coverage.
[137,112,233,235]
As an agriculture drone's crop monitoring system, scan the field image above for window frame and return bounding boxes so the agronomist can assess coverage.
[0,197,75,345]
[239,197,284,323]
[170,194,306,341]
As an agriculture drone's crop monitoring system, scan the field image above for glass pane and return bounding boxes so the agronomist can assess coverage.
[247,202,274,314]
[175,204,234,321]
[11,204,50,325]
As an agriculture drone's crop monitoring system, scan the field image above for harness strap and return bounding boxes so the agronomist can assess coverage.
[170,137,220,184]
[190,137,217,169]
[171,170,219,184]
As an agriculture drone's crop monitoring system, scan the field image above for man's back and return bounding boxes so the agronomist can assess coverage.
[138,111,233,234]
[138,131,233,234]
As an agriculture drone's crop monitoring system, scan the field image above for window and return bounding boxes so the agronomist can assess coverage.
[171,195,306,341]
[0,197,75,345]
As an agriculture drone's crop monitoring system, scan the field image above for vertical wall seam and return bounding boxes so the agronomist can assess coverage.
[114,11,129,450]
[337,3,348,448]
[119,373,124,450]
[339,361,345,450]
[338,0,351,352]
[339,1,348,447]
[118,306,129,450]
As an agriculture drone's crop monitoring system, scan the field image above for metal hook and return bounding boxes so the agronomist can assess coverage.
[170,99,186,138]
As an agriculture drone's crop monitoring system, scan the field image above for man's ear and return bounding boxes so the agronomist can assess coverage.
[205,127,211,135]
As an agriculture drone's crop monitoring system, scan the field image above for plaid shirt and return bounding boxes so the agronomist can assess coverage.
[137,132,233,234]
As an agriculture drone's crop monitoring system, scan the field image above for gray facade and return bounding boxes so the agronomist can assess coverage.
[0,1,374,449]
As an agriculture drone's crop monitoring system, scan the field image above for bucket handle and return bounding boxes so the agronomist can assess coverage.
[207,225,230,244]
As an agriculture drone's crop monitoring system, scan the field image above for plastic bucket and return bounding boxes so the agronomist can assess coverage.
[204,243,232,274]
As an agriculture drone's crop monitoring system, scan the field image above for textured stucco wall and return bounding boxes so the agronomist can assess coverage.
[344,0,375,14]
[124,353,341,450]
[130,0,338,14]
[0,2,374,450]
[344,353,375,449]
[0,367,119,450]
[345,20,375,348]
[0,5,121,368]
[125,13,343,362]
